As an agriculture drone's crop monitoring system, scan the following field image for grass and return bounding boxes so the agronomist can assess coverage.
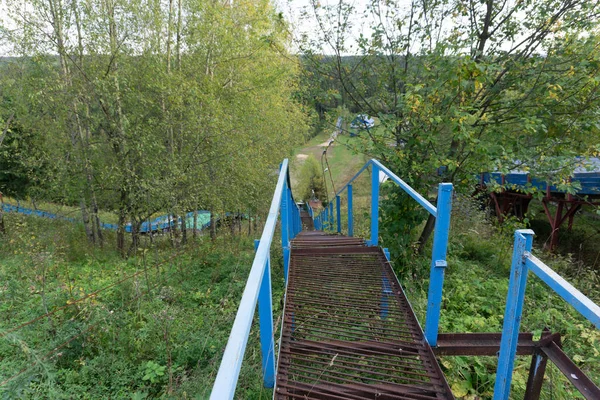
[0,212,282,399]
[290,127,369,198]
[316,172,600,399]
[3,126,600,399]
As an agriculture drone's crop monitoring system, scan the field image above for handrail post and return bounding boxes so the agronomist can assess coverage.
[336,195,341,233]
[254,240,275,388]
[370,163,380,246]
[424,183,453,346]
[290,192,298,237]
[281,185,290,284]
[329,202,334,229]
[347,185,353,236]
[493,229,534,400]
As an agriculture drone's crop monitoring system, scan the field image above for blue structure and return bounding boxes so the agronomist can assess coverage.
[494,229,600,399]
[210,158,600,399]
[480,158,600,250]
[210,159,301,398]
[481,157,600,196]
[1,203,212,234]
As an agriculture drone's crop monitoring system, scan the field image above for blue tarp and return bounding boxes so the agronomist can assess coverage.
[1,204,212,233]
[481,158,600,196]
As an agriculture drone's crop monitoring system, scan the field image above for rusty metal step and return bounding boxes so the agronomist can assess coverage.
[275,234,454,400]
[300,210,315,231]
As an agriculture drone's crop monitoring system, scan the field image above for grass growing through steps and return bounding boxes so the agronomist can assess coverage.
[0,212,284,399]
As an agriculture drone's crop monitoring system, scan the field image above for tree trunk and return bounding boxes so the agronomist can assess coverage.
[210,210,216,241]
[80,198,95,243]
[92,195,103,247]
[117,189,127,257]
[417,213,436,255]
[117,213,126,258]
[193,210,198,239]
[129,217,140,257]
[181,214,187,245]
[172,214,180,247]
[0,195,5,235]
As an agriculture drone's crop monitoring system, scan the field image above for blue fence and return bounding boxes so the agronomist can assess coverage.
[493,229,600,399]
[1,203,212,233]
[315,159,454,346]
[210,159,301,399]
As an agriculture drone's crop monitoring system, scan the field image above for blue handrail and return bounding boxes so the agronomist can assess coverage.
[316,158,454,346]
[494,229,600,399]
[210,159,301,399]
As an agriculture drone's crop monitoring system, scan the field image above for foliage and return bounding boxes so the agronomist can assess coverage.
[0,212,281,398]
[0,0,307,250]
[298,0,600,264]
[296,154,327,203]
[401,195,600,399]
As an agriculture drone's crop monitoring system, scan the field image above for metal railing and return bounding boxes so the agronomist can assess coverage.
[210,159,301,399]
[494,229,600,399]
[315,159,454,346]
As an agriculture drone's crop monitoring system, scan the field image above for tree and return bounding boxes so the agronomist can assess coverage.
[297,154,327,203]
[0,0,307,254]
[300,0,600,259]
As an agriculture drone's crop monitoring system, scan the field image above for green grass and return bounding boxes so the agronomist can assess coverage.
[399,196,600,399]
[3,197,119,225]
[0,212,281,399]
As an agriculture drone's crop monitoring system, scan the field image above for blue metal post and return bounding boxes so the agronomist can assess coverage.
[493,229,534,400]
[287,188,295,239]
[254,240,275,388]
[291,196,299,237]
[281,186,290,285]
[348,185,353,237]
[324,208,328,230]
[329,202,334,228]
[336,195,341,233]
[370,163,380,246]
[381,248,392,319]
[424,183,453,346]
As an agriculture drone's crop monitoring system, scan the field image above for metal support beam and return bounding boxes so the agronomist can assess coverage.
[370,163,380,246]
[493,229,534,400]
[424,183,453,346]
[254,240,275,388]
[348,185,353,237]
[336,195,341,233]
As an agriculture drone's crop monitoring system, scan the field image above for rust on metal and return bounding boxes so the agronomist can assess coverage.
[540,340,600,399]
[276,232,454,399]
[301,210,315,231]
[434,333,536,356]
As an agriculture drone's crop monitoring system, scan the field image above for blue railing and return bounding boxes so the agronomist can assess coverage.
[315,159,454,346]
[210,159,301,399]
[494,229,600,399]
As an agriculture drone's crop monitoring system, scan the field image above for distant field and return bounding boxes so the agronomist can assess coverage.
[290,125,369,199]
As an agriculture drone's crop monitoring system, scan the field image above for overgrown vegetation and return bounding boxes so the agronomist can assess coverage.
[0,212,282,399]
[0,0,307,254]
[1,0,599,397]
[395,196,600,400]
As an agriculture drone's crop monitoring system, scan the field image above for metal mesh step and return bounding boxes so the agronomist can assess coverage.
[275,232,454,400]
